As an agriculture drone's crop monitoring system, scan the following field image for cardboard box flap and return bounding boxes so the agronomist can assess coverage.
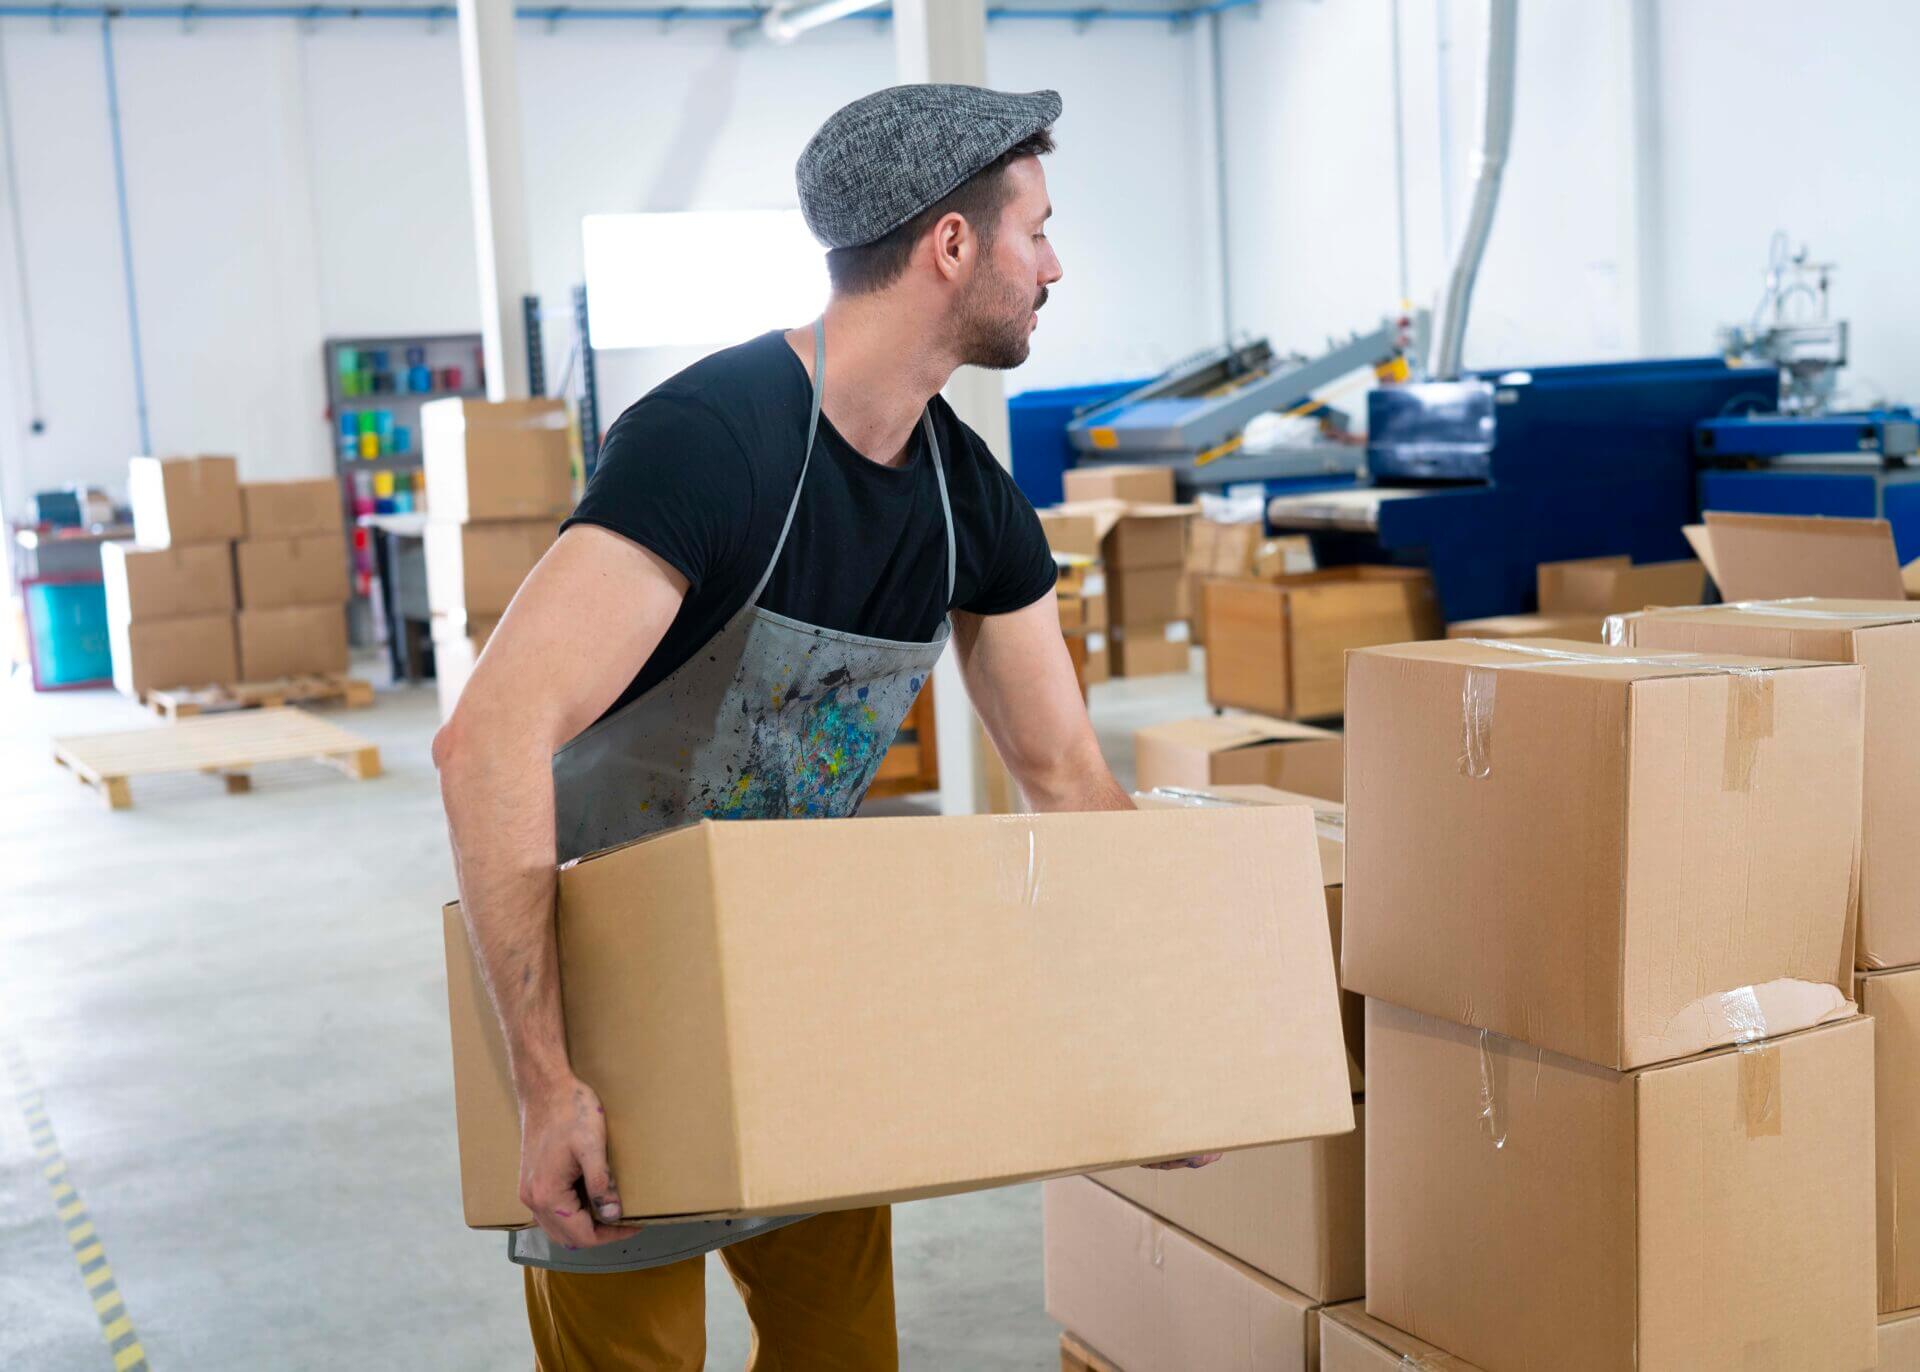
[1138,714,1339,754]
[1683,524,1721,585]
[1702,511,1906,601]
[1319,1301,1484,1371]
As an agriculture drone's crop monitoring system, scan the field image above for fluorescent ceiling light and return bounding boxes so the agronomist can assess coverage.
[582,209,829,350]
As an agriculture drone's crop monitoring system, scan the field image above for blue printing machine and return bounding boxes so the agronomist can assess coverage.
[1693,409,1920,563]
[1283,357,1782,623]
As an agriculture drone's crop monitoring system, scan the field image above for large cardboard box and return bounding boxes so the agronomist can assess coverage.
[1697,511,1906,601]
[1187,519,1264,579]
[1107,566,1189,628]
[1615,600,1920,970]
[1319,1303,1481,1372]
[1110,621,1189,677]
[444,807,1355,1228]
[236,605,349,682]
[1205,568,1439,722]
[1886,1310,1920,1371]
[432,613,499,722]
[233,533,350,610]
[1252,536,1314,581]
[1134,785,1359,1091]
[128,455,244,546]
[420,397,573,523]
[1366,1000,1877,1372]
[100,541,235,621]
[1093,1106,1364,1303]
[108,612,238,697]
[1861,966,1920,1315]
[1344,638,1863,1070]
[1039,510,1106,561]
[1063,463,1175,505]
[424,519,556,617]
[1536,555,1705,615]
[1044,1176,1320,1372]
[1446,611,1606,643]
[1133,715,1343,801]
[239,478,342,539]
[1108,508,1190,571]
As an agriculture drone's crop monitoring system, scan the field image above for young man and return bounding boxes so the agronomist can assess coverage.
[436,84,1206,1369]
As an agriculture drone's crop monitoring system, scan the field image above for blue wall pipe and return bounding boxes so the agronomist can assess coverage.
[99,14,150,453]
[0,0,1256,26]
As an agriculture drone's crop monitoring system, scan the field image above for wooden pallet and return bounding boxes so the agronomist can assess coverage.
[145,672,373,721]
[1061,1333,1123,1372]
[52,707,381,810]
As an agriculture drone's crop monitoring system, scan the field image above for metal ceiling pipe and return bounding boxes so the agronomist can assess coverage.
[1430,0,1516,379]
[760,0,885,43]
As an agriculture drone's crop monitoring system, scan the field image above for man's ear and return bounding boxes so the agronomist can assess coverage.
[929,211,972,283]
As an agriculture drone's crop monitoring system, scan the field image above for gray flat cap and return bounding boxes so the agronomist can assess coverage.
[797,83,1061,250]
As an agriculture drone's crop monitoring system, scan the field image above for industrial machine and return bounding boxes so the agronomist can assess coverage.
[1266,357,1779,622]
[1689,235,1920,560]
[1061,314,1426,496]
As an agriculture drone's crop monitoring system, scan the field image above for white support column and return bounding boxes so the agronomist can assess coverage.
[456,0,532,401]
[893,0,1002,817]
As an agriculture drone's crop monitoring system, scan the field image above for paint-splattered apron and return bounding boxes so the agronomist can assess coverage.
[509,318,954,1275]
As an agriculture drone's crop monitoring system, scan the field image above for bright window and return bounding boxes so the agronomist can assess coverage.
[582,210,830,350]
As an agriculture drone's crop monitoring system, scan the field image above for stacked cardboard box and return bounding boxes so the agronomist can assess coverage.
[1343,636,1876,1369]
[420,397,572,718]
[233,478,350,682]
[103,456,243,697]
[1045,785,1363,1371]
[1446,553,1704,643]
[1204,567,1439,721]
[1041,505,1195,678]
[1133,714,1342,801]
[1185,521,1314,646]
[445,808,1355,1228]
[1615,598,1920,1336]
[1052,556,1107,694]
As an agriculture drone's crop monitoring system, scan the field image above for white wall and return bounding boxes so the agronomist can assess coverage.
[0,11,1214,516]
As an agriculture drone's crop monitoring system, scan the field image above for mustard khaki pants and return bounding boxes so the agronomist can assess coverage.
[524,1206,897,1370]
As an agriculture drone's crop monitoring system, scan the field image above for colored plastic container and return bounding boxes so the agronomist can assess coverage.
[26,579,112,689]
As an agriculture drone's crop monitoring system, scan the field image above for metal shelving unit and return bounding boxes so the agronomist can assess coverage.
[322,331,483,642]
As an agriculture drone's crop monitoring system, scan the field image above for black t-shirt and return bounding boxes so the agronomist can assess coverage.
[564,329,1056,721]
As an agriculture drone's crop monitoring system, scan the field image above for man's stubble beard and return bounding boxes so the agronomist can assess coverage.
[953,262,1045,371]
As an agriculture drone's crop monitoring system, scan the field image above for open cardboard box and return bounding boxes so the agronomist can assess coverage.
[1689,512,1912,601]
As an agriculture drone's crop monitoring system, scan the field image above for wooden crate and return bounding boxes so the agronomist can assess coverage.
[146,672,373,721]
[52,707,381,810]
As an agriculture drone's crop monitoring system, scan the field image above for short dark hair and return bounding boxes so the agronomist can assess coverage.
[825,127,1054,296]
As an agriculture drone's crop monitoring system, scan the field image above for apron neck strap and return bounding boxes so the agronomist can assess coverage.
[750,318,958,609]
[749,319,828,606]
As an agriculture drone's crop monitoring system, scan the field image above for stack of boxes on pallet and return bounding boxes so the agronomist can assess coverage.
[1611,598,1920,1363]
[104,456,243,697]
[1044,783,1359,1372]
[421,397,574,719]
[1343,634,1876,1369]
[232,477,350,683]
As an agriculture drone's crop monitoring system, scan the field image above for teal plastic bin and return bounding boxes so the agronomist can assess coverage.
[26,578,112,689]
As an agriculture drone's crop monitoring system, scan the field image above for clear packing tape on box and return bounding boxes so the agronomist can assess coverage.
[1136,787,1345,842]
[1600,596,1905,646]
[1476,985,1791,1154]
[1453,638,1775,791]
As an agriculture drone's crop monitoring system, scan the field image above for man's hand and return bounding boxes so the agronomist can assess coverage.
[518,1075,633,1248]
[1141,1153,1222,1171]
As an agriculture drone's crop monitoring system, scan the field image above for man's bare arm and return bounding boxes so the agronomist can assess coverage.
[951,591,1130,813]
[431,524,687,1246]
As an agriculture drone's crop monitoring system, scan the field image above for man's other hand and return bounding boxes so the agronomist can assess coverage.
[518,1075,634,1248]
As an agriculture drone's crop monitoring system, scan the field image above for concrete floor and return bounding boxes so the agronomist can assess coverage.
[0,653,1207,1370]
